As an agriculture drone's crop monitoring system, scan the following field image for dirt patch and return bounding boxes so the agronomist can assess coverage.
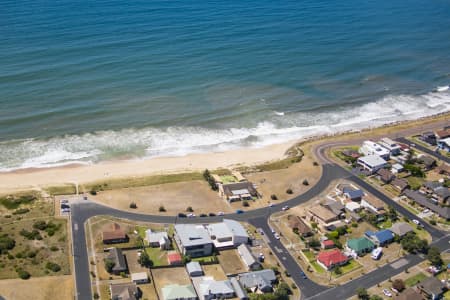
[219,249,247,275]
[202,264,228,280]
[0,275,73,300]
[152,267,191,296]
[91,180,232,215]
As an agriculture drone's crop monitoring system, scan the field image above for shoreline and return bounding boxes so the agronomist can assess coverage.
[0,111,449,194]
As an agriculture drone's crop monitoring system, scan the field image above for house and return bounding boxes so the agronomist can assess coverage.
[438,137,450,152]
[131,272,149,284]
[345,201,361,213]
[421,181,442,195]
[359,141,391,159]
[342,149,360,159]
[237,244,261,271]
[321,239,335,249]
[346,237,375,256]
[361,196,386,216]
[307,205,340,229]
[389,222,414,237]
[418,155,437,170]
[378,138,401,156]
[198,278,235,300]
[186,261,203,277]
[324,200,345,217]
[107,248,127,275]
[376,168,395,184]
[404,189,450,220]
[288,215,313,237]
[435,187,450,204]
[420,131,437,145]
[110,282,140,300]
[167,252,183,265]
[365,230,394,246]
[162,284,198,300]
[230,277,248,300]
[343,187,364,202]
[219,182,259,202]
[417,276,447,300]
[174,224,213,258]
[357,155,388,174]
[391,178,410,193]
[238,269,277,293]
[391,163,404,174]
[145,229,170,250]
[102,223,129,244]
[316,249,349,270]
[435,128,450,140]
[206,219,249,249]
[394,288,423,300]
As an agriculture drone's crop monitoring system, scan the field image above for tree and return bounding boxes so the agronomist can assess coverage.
[427,246,443,266]
[274,282,291,300]
[387,205,398,221]
[308,238,321,249]
[159,206,166,212]
[356,287,369,300]
[242,201,249,207]
[16,269,31,280]
[334,265,342,275]
[404,163,425,178]
[400,232,428,253]
[286,188,293,194]
[186,206,194,212]
[104,259,116,273]
[0,234,15,254]
[302,179,309,186]
[270,194,278,200]
[129,202,137,209]
[392,279,405,292]
[369,296,383,300]
[45,262,61,272]
[138,251,153,267]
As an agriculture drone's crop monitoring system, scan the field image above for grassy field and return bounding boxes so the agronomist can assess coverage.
[334,260,362,277]
[145,247,168,267]
[310,261,326,274]
[302,250,315,262]
[406,176,425,190]
[405,272,427,287]
[0,275,73,300]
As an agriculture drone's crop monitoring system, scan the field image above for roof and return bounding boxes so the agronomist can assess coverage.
[324,200,345,215]
[162,284,197,300]
[317,249,348,268]
[423,181,442,190]
[392,178,409,190]
[288,216,312,235]
[392,163,404,170]
[361,141,390,156]
[437,163,450,174]
[175,224,212,247]
[379,137,400,150]
[232,171,246,182]
[222,182,257,197]
[199,279,234,296]
[207,219,248,247]
[343,188,364,199]
[108,248,127,272]
[347,237,375,252]
[322,240,335,247]
[435,187,450,199]
[418,276,446,296]
[362,196,385,210]
[230,277,248,299]
[145,229,169,244]
[186,261,203,275]
[239,269,276,289]
[394,288,423,300]
[223,219,248,238]
[102,224,127,241]
[436,128,450,139]
[377,168,394,181]
[389,222,414,236]
[167,252,182,264]
[131,272,148,281]
[419,155,436,167]
[365,229,394,243]
[358,155,387,167]
[110,282,138,300]
[309,205,338,223]
[404,189,450,219]
[345,202,361,211]
[237,244,258,268]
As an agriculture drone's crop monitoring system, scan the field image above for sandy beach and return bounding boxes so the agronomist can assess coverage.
[0,112,448,194]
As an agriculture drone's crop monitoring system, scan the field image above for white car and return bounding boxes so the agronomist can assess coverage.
[217,212,224,216]
[382,289,392,297]
[187,213,196,218]
[274,233,280,240]
[423,209,430,213]
[282,205,289,211]
[268,203,274,207]
[270,227,276,233]
[412,219,420,225]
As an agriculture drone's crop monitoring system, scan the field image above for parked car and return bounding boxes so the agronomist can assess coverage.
[208,212,216,217]
[217,211,224,216]
[423,209,430,213]
[270,227,275,233]
[268,203,274,207]
[382,289,392,297]
[178,213,187,218]
[274,233,280,240]
[187,213,196,218]
[236,210,244,214]
[282,205,289,211]
[300,271,307,279]
[199,213,207,217]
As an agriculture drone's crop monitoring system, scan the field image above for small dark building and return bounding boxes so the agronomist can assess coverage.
[102,223,129,244]
[420,131,437,145]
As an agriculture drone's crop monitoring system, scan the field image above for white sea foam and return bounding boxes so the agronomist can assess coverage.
[274,111,285,116]
[0,90,449,171]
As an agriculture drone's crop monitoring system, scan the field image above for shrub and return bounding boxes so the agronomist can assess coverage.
[302,179,309,186]
[104,259,116,273]
[186,206,194,212]
[89,190,97,196]
[19,229,42,240]
[270,194,278,200]
[286,188,293,194]
[392,279,405,292]
[45,262,61,272]
[430,219,437,225]
[313,161,319,166]
[33,220,47,230]
[129,202,137,209]
[242,201,249,207]
[50,246,59,251]
[93,292,100,299]
[0,195,36,210]
[159,206,166,212]
[0,234,16,254]
[334,266,342,275]
[17,269,31,280]
[12,208,30,215]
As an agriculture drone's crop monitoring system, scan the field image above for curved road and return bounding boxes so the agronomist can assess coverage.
[71,142,449,300]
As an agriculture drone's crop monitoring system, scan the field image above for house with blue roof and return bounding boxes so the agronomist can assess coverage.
[343,188,364,202]
[365,229,394,246]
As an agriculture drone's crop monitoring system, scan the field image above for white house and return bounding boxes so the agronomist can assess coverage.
[145,229,170,250]
[174,224,213,258]
[198,278,235,300]
[206,219,249,249]
[378,138,401,156]
[391,163,404,174]
[237,244,260,271]
[359,141,390,159]
[357,155,388,174]
[131,272,149,284]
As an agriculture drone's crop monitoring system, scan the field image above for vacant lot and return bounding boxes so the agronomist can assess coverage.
[0,275,73,300]
[219,249,247,275]
[202,264,228,280]
[91,180,232,215]
[152,267,190,296]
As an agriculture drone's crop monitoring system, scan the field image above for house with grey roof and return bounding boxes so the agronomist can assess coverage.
[237,244,261,271]
[389,222,413,237]
[230,277,248,300]
[417,276,447,300]
[391,178,409,193]
[219,182,259,202]
[357,155,388,174]
[145,229,170,250]
[238,269,277,293]
[199,279,235,300]
[404,189,450,220]
[186,261,203,277]
[107,247,128,275]
[174,224,213,258]
[162,284,198,300]
[110,282,140,300]
[207,219,249,249]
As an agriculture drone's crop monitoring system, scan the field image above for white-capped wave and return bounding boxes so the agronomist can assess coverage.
[0,90,449,171]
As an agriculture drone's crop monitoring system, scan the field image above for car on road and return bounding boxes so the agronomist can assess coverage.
[300,271,307,279]
[382,289,392,297]
[187,213,196,218]
[270,227,275,233]
[274,233,280,240]
[412,219,424,227]
[178,213,187,218]
[217,211,224,216]
[282,205,289,211]
[208,212,216,217]
[268,203,274,207]
[423,209,430,213]
[236,210,244,214]
[258,228,264,235]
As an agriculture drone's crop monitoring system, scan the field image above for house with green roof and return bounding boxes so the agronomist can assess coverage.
[162,284,198,300]
[346,237,375,256]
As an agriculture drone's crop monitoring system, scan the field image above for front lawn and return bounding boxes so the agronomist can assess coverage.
[302,250,315,262]
[310,261,326,274]
[145,247,168,267]
[405,272,427,287]
[335,259,361,276]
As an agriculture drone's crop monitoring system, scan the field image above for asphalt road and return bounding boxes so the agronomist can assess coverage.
[396,137,450,164]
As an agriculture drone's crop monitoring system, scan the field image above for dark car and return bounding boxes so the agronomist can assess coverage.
[208,213,216,217]
[199,213,207,217]
[178,213,187,218]
[236,210,244,214]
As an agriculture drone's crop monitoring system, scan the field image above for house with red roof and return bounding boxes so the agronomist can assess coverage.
[167,252,183,265]
[321,239,335,249]
[316,249,349,270]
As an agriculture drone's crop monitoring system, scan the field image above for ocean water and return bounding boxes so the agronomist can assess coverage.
[1,0,450,171]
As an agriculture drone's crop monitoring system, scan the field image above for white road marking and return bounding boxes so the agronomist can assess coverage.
[74,223,78,231]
